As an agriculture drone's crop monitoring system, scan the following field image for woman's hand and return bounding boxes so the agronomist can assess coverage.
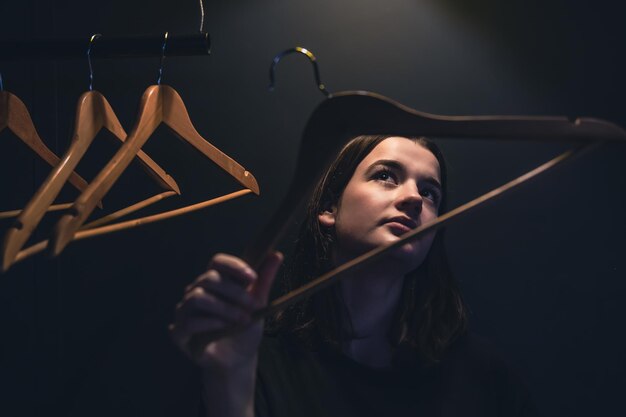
[169,252,283,371]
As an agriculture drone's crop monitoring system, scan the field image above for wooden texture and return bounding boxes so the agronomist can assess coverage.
[13,189,253,265]
[0,203,72,219]
[49,85,259,256]
[0,90,89,192]
[1,91,181,272]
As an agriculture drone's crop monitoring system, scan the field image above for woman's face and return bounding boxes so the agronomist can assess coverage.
[318,137,442,271]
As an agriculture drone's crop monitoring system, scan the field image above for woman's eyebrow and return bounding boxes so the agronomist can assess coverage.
[364,159,404,174]
[422,176,442,191]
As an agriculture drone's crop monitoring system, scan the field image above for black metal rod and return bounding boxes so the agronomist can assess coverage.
[0,33,210,61]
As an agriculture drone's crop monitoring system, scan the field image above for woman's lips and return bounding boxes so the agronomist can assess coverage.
[385,220,414,235]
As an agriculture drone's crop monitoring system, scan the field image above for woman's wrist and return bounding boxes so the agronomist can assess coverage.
[201,354,258,417]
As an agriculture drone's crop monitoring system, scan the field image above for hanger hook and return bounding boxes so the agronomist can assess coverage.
[87,33,101,91]
[198,0,206,33]
[157,32,169,85]
[269,46,331,98]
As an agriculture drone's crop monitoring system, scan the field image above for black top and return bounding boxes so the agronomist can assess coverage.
[255,332,538,417]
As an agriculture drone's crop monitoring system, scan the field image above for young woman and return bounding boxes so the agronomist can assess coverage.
[170,135,537,417]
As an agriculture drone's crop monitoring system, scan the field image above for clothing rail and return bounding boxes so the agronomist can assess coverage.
[0,33,210,60]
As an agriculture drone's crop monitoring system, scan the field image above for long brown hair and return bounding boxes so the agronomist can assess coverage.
[271,135,467,363]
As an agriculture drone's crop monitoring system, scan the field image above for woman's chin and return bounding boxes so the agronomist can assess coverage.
[334,235,431,272]
[386,241,428,270]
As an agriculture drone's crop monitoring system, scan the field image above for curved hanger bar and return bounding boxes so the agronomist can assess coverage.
[12,189,253,266]
[1,91,182,271]
[0,90,89,192]
[0,203,74,220]
[269,47,331,97]
[49,84,259,256]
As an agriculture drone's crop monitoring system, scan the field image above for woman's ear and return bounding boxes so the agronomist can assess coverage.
[318,205,337,228]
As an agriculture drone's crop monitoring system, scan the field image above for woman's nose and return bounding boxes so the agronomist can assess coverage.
[396,186,423,214]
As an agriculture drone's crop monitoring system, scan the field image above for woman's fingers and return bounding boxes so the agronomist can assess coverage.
[189,251,283,310]
[169,316,240,364]
[177,287,252,324]
[170,251,283,360]
[207,253,258,287]
[169,317,228,345]
[193,269,255,308]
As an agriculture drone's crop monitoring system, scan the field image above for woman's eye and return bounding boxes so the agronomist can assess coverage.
[421,188,441,204]
[373,170,397,184]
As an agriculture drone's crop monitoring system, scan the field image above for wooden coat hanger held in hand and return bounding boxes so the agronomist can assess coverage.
[189,47,626,353]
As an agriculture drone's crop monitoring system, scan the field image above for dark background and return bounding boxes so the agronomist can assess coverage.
[1,0,625,416]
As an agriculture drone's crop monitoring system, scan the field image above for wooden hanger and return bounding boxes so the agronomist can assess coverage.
[244,46,626,266]
[48,83,259,256]
[10,189,252,268]
[188,47,626,351]
[243,90,626,266]
[1,90,182,272]
[0,89,90,215]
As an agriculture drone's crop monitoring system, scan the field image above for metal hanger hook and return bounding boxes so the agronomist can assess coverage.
[198,0,206,33]
[87,33,102,91]
[269,47,331,98]
[157,32,169,85]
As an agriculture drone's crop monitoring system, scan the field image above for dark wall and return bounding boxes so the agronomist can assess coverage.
[1,1,625,416]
